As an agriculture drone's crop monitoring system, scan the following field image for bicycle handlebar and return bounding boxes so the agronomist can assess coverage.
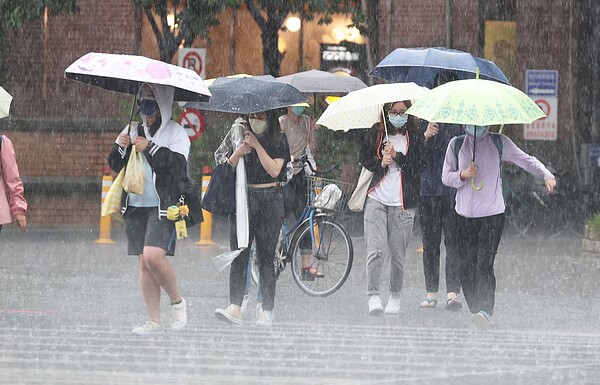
[296,154,339,177]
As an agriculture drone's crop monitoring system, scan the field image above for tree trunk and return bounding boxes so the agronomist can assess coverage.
[262,24,283,77]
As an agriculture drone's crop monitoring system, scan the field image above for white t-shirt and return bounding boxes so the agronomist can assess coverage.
[368,133,408,207]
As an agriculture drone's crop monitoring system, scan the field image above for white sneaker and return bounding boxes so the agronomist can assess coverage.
[256,310,273,326]
[473,310,491,330]
[132,320,162,335]
[384,295,401,314]
[241,295,250,318]
[215,305,243,325]
[368,295,384,316]
[170,298,187,332]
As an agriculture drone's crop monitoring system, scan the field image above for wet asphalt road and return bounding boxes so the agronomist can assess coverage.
[1,226,599,384]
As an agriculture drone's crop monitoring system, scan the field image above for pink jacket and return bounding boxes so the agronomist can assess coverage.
[0,135,27,225]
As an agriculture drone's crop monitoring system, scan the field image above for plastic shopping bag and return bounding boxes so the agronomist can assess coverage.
[123,146,145,195]
[101,167,125,221]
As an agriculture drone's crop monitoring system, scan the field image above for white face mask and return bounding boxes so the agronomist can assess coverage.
[249,118,268,135]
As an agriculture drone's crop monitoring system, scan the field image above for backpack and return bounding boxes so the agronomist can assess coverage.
[452,133,503,173]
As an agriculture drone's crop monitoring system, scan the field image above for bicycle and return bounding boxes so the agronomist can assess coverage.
[252,157,354,297]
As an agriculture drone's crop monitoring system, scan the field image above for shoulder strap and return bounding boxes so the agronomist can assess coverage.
[490,133,503,159]
[452,135,465,162]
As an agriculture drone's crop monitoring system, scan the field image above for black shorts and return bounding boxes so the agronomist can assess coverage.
[124,207,176,256]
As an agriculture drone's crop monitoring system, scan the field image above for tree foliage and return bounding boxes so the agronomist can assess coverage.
[0,0,77,28]
[243,0,365,77]
[133,0,240,63]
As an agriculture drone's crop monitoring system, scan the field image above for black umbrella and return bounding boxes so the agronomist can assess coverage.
[368,47,510,87]
[185,77,307,114]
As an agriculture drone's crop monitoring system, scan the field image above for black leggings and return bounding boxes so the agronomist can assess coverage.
[229,187,285,311]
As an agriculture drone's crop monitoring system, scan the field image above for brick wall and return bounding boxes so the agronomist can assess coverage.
[1,0,139,229]
[2,0,140,119]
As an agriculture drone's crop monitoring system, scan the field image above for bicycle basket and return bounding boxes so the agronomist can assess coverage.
[306,175,353,212]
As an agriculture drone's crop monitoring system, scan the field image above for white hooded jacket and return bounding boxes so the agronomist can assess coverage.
[108,83,191,219]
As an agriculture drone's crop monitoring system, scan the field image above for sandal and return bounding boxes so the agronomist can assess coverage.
[301,266,324,281]
[420,297,438,308]
[446,297,463,312]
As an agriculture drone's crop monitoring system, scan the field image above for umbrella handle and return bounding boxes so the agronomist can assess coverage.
[471,177,483,191]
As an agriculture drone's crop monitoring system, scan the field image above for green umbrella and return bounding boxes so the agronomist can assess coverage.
[406,77,546,191]
[405,78,545,126]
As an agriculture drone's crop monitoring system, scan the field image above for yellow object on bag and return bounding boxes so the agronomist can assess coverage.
[175,219,188,239]
[167,205,180,220]
[123,146,145,195]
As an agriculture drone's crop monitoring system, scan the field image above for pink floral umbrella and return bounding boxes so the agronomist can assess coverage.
[64,52,211,102]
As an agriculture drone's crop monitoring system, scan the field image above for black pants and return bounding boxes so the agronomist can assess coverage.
[419,195,461,294]
[229,187,284,311]
[455,213,505,315]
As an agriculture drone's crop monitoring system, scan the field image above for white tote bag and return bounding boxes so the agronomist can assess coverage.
[347,167,374,212]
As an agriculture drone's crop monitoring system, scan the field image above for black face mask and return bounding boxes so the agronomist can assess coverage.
[138,98,159,116]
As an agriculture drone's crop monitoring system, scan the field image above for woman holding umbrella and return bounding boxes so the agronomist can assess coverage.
[214,109,291,327]
[108,83,189,335]
[360,100,426,315]
[442,125,556,328]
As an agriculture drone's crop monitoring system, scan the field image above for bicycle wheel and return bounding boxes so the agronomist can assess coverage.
[289,216,353,297]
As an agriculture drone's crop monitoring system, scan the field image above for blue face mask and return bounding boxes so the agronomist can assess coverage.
[388,114,408,128]
[138,98,159,116]
[465,125,488,137]
[291,106,306,116]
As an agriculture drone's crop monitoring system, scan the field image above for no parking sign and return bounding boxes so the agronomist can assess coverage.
[524,69,558,141]
[178,108,204,142]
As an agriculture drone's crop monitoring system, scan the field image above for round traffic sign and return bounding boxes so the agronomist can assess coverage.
[178,109,205,142]
[182,51,203,76]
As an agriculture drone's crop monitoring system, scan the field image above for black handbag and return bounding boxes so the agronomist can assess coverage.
[201,163,236,216]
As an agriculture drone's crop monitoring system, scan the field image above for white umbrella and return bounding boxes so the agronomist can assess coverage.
[0,86,13,118]
[316,83,429,132]
[64,52,211,102]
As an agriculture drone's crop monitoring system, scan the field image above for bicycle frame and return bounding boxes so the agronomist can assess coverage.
[283,206,332,258]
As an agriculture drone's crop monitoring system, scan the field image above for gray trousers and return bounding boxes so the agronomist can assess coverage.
[364,197,415,296]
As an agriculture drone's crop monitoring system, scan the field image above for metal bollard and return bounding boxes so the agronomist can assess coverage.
[196,174,215,245]
[96,171,115,244]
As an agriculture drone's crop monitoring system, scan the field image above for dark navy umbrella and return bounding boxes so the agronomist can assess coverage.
[368,47,510,87]
[185,77,307,115]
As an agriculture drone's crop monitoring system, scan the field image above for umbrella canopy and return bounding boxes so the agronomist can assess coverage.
[203,74,275,87]
[369,47,510,87]
[64,52,211,102]
[0,86,12,118]
[316,83,429,132]
[184,77,307,115]
[405,78,546,126]
[277,69,367,95]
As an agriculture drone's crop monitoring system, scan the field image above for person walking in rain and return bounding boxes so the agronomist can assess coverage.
[418,71,463,310]
[278,102,322,279]
[360,101,426,315]
[0,134,27,233]
[215,109,290,326]
[108,83,188,335]
[419,120,463,310]
[442,124,555,329]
